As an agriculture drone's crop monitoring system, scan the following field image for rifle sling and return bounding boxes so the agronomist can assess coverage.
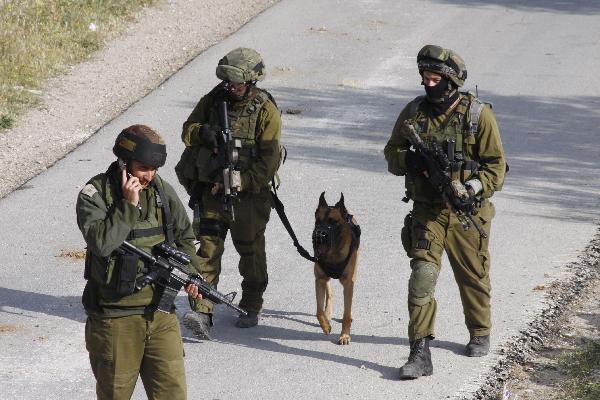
[152,180,175,245]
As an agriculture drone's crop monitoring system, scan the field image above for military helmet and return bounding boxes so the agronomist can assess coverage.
[113,124,167,168]
[417,45,467,87]
[216,47,266,83]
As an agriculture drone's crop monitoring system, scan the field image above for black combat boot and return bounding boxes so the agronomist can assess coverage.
[235,311,259,328]
[465,335,490,357]
[398,337,433,379]
[183,311,212,340]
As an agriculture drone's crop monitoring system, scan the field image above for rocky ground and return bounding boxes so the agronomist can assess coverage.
[0,1,598,399]
[474,233,600,400]
[505,279,600,399]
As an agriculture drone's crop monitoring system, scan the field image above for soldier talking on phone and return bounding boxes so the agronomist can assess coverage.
[76,124,203,399]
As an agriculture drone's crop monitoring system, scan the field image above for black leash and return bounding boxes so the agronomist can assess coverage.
[270,186,317,263]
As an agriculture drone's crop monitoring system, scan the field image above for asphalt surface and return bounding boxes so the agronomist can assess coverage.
[1,0,600,399]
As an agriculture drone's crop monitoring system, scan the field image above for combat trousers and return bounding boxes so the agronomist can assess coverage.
[85,312,186,400]
[192,187,272,314]
[406,201,495,341]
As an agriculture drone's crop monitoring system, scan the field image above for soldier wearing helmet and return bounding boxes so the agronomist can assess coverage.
[76,124,203,399]
[176,48,282,336]
[384,45,507,379]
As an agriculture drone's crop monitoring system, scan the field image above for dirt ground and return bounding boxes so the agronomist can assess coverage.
[0,0,278,199]
[504,279,600,400]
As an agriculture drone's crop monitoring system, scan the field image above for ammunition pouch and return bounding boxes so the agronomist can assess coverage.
[401,212,413,255]
[115,251,139,296]
[237,143,258,170]
[449,160,479,182]
[189,185,205,238]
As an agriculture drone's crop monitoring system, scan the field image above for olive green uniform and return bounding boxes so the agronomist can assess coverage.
[384,93,506,341]
[177,84,282,314]
[77,162,200,400]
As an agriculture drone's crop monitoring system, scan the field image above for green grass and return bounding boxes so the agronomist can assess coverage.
[0,0,159,131]
[559,339,600,400]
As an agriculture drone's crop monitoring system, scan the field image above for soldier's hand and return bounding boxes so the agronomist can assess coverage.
[121,167,142,207]
[400,120,414,138]
[446,180,475,214]
[185,283,203,300]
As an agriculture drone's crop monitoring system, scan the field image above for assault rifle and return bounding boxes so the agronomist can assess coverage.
[402,121,487,239]
[120,241,247,316]
[217,100,242,220]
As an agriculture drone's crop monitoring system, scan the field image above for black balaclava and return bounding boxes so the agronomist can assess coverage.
[423,76,459,115]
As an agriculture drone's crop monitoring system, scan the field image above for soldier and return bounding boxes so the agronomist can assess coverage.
[176,47,282,337]
[76,124,203,399]
[384,45,506,379]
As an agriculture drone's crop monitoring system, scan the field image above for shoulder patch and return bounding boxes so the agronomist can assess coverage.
[81,183,98,198]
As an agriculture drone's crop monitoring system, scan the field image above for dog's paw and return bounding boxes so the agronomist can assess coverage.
[320,322,332,335]
[317,316,332,335]
[338,334,351,345]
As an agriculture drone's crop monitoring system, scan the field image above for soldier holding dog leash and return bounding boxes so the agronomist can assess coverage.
[384,45,507,379]
[176,48,282,338]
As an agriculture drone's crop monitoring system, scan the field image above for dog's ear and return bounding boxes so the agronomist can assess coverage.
[335,192,348,216]
[318,191,328,208]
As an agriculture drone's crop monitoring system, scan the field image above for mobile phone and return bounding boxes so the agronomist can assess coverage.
[117,158,133,179]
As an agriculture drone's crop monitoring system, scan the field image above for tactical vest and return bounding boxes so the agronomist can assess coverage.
[208,86,273,170]
[83,165,174,314]
[404,92,487,203]
[176,85,279,193]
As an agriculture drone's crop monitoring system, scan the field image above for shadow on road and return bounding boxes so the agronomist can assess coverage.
[265,84,600,223]
[170,82,600,223]
[184,307,466,380]
[0,287,85,323]
[0,288,194,325]
[430,0,600,14]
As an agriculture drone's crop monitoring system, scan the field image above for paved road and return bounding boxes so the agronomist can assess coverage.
[1,0,599,399]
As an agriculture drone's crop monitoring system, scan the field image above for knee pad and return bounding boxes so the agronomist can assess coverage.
[408,261,439,306]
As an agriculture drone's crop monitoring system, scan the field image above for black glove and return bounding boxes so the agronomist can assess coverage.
[453,195,475,214]
[445,180,476,214]
[405,149,427,176]
[207,151,227,180]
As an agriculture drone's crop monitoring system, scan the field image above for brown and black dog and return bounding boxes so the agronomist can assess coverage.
[312,192,361,345]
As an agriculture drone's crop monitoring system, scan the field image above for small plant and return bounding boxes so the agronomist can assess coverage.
[559,339,600,400]
[0,114,15,130]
